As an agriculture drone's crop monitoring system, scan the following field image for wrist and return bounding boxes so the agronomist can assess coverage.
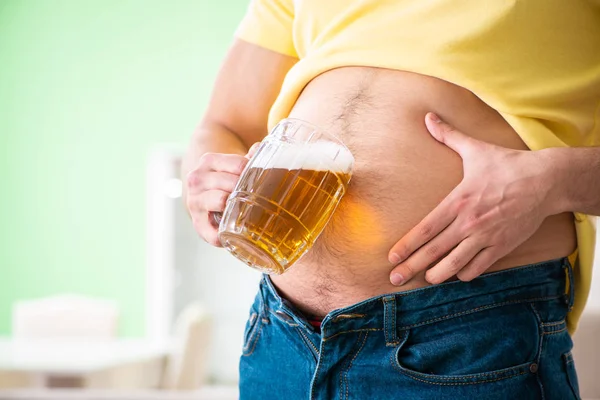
[537,147,573,215]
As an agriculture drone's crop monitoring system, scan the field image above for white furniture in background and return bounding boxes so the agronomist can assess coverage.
[0,338,169,389]
[2,294,122,389]
[0,371,34,390]
[0,387,239,400]
[161,303,213,390]
[12,295,119,339]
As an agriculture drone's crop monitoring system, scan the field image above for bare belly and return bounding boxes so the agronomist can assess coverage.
[270,67,577,317]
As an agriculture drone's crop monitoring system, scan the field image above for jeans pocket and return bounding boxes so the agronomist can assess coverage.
[563,351,581,399]
[392,302,540,385]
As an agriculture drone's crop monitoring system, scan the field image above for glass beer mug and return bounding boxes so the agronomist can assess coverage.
[217,118,355,275]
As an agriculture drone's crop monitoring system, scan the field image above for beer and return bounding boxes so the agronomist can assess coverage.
[218,120,354,274]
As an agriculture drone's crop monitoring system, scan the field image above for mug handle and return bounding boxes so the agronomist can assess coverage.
[209,211,222,228]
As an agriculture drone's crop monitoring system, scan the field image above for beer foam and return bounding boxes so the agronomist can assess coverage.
[253,141,354,172]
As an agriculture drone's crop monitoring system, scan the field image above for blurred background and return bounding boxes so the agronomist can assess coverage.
[0,1,599,399]
[0,0,260,398]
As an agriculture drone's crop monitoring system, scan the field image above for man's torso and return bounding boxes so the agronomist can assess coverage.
[271,67,577,317]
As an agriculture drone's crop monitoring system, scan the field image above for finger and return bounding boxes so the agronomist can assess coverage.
[456,247,502,282]
[187,166,244,194]
[388,192,457,265]
[424,238,483,284]
[199,171,241,194]
[425,113,482,158]
[198,190,230,213]
[197,152,249,175]
[389,223,462,286]
[191,214,221,247]
[245,142,261,159]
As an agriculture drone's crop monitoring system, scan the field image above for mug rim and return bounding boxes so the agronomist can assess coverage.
[275,117,355,165]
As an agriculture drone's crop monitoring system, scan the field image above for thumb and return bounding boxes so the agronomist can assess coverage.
[245,142,261,159]
[425,113,480,157]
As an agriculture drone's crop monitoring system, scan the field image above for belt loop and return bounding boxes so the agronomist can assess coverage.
[563,258,575,312]
[259,275,270,321]
[383,296,398,346]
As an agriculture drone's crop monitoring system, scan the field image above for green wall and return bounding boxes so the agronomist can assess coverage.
[0,0,248,336]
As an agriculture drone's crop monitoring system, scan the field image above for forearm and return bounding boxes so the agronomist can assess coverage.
[544,146,600,216]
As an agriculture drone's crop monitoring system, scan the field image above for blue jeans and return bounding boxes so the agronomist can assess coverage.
[239,258,580,400]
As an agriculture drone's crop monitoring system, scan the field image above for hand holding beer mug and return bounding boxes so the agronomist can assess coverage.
[218,118,354,274]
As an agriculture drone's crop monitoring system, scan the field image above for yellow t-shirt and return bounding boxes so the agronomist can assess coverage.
[235,0,599,333]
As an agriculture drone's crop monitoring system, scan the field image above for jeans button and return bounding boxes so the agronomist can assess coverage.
[529,363,538,373]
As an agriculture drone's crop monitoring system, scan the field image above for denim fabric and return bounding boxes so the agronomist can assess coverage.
[239,258,580,400]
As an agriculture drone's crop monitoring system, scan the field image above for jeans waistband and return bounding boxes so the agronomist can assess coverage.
[259,257,572,341]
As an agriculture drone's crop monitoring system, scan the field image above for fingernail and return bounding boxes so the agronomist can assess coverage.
[390,272,405,286]
[429,113,441,123]
[389,253,401,264]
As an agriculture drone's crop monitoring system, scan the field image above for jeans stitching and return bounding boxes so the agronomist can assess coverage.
[242,321,263,357]
[389,302,541,386]
[242,312,257,346]
[565,352,574,363]
[384,296,397,346]
[310,340,325,400]
[391,346,534,381]
[388,260,564,298]
[563,262,575,312]
[529,303,545,400]
[334,313,366,320]
[298,327,320,356]
[395,367,530,386]
[542,326,567,335]
[323,328,382,342]
[344,332,368,400]
[317,261,564,321]
[384,298,390,345]
[408,261,562,296]
[563,351,579,398]
[541,320,566,327]
[390,347,532,384]
[399,295,561,330]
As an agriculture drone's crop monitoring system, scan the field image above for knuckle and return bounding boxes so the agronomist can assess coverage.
[402,262,417,276]
[425,243,440,258]
[186,171,200,188]
[197,152,216,169]
[467,213,480,223]
[206,173,223,191]
[419,223,433,238]
[454,197,470,213]
[463,213,482,232]
[446,127,459,137]
[448,256,462,271]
